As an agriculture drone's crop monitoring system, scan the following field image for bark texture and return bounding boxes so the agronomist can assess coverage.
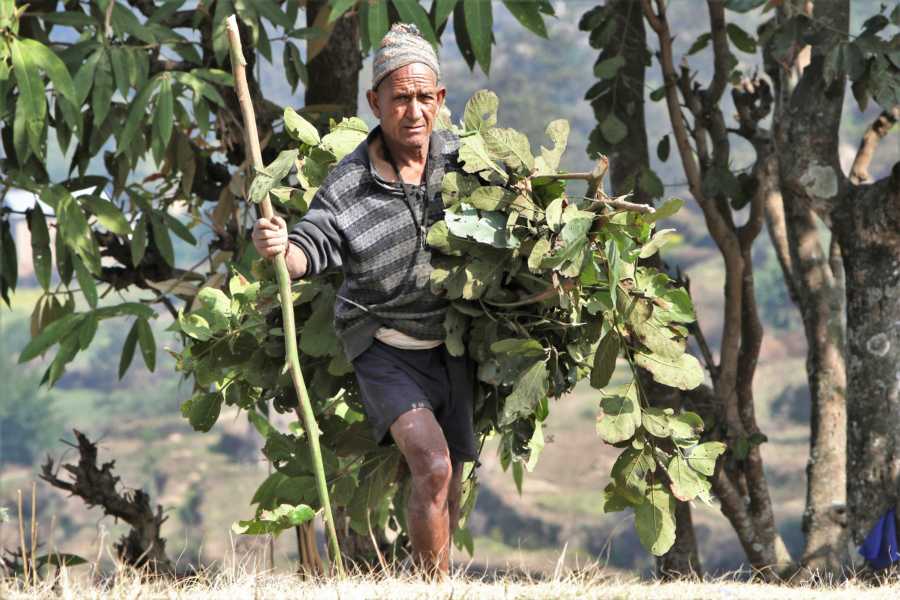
[761,1,850,573]
[601,0,702,578]
[642,0,791,577]
[305,0,363,126]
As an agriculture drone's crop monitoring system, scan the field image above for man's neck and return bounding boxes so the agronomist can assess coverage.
[382,132,429,170]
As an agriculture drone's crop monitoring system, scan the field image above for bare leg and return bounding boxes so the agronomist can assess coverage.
[447,461,464,532]
[390,408,453,575]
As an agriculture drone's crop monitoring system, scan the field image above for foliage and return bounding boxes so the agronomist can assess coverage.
[172,91,711,556]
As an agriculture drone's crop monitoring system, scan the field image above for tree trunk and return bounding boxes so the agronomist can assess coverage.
[603,0,702,578]
[833,174,900,545]
[305,0,363,126]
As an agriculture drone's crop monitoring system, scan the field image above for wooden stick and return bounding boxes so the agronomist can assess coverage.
[30,481,38,583]
[17,489,29,587]
[225,15,345,578]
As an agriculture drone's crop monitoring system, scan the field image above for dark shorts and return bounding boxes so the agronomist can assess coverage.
[351,339,478,463]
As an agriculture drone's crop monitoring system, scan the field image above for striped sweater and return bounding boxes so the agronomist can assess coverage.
[288,125,460,361]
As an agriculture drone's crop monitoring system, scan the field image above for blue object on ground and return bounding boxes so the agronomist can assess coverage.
[859,508,900,570]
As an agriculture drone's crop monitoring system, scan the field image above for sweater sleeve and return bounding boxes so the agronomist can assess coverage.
[286,187,344,277]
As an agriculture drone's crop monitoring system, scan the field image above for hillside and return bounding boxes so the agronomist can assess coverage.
[1,0,888,578]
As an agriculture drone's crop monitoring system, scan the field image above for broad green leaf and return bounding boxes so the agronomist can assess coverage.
[435,0,458,26]
[197,287,232,320]
[299,287,340,357]
[109,46,131,97]
[91,50,114,126]
[73,258,98,308]
[545,197,564,232]
[536,119,569,174]
[666,454,706,501]
[28,204,51,291]
[184,391,223,432]
[250,149,299,202]
[56,189,101,274]
[463,90,499,132]
[491,338,544,358]
[596,384,641,445]
[599,482,633,514]
[669,411,704,447]
[118,320,139,378]
[686,441,726,476]
[161,212,197,245]
[458,132,507,180]
[525,421,544,471]
[83,196,130,235]
[74,48,102,105]
[634,484,677,556]
[464,0,493,73]
[502,0,547,38]
[594,55,625,79]
[726,23,756,53]
[642,407,671,438]
[77,314,98,350]
[319,117,368,161]
[639,228,679,258]
[444,306,468,357]
[643,198,684,223]
[634,351,704,390]
[233,503,315,535]
[599,112,627,145]
[179,312,213,341]
[467,186,515,211]
[611,446,653,503]
[136,318,156,372]
[484,127,534,172]
[657,135,670,162]
[500,360,548,426]
[590,330,618,389]
[328,0,357,23]
[284,107,320,145]
[527,238,551,272]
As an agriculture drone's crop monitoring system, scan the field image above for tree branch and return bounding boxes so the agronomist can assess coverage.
[849,107,899,185]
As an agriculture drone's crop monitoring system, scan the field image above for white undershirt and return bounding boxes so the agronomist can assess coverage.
[375,327,443,350]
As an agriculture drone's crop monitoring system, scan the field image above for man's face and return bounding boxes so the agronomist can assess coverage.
[367,63,446,152]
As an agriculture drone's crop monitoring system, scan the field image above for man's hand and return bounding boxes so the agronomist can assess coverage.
[252,216,308,278]
[252,216,289,258]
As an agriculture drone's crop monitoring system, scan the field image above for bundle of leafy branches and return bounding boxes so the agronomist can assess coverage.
[172,90,721,556]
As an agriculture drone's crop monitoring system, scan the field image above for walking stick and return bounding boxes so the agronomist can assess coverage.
[225,15,345,577]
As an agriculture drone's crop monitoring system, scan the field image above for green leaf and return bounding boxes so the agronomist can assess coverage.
[688,32,711,55]
[434,0,458,26]
[233,503,315,535]
[131,213,148,267]
[328,0,357,23]
[117,77,161,155]
[56,188,101,273]
[299,287,341,357]
[669,411,704,447]
[463,89,499,131]
[19,314,83,363]
[393,0,438,44]
[657,135,670,162]
[284,107,320,145]
[109,46,130,97]
[639,228,678,258]
[545,197,564,232]
[686,441,726,476]
[599,482,633,514]
[726,23,756,53]
[491,338,544,358]
[527,238,551,272]
[643,198,684,223]
[250,149,299,202]
[149,212,174,268]
[444,305,468,357]
[611,446,653,503]
[91,50,114,127]
[118,320,140,379]
[74,48,101,105]
[483,127,534,172]
[724,0,767,13]
[82,196,130,235]
[594,55,625,79]
[367,0,389,49]
[10,38,46,159]
[634,484,677,556]
[184,391,223,432]
[319,117,369,161]
[73,258,98,309]
[20,38,77,106]
[502,0,547,38]
[136,318,156,372]
[153,76,175,151]
[599,113,627,144]
[596,384,641,445]
[642,407,671,438]
[590,331,618,389]
[28,205,52,291]
[464,0,493,73]
[666,454,706,502]
[500,360,548,426]
[536,119,569,174]
[634,351,704,390]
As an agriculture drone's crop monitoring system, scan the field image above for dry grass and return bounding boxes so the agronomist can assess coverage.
[4,563,900,600]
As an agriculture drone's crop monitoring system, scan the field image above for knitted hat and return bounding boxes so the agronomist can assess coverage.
[372,23,440,90]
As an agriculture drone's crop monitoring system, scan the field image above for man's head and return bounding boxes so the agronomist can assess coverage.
[367,24,446,152]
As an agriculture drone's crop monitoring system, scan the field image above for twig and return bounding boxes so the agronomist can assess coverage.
[225,15,345,578]
[30,482,37,583]
[17,490,28,587]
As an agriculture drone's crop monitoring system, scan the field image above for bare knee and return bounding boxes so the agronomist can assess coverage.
[411,453,452,502]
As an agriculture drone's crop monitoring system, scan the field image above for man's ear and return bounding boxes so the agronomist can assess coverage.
[366,88,381,119]
[436,86,446,110]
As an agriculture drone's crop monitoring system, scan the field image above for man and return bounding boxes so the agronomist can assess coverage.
[251,24,476,574]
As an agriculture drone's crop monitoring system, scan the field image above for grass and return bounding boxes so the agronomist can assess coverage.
[4,564,900,600]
